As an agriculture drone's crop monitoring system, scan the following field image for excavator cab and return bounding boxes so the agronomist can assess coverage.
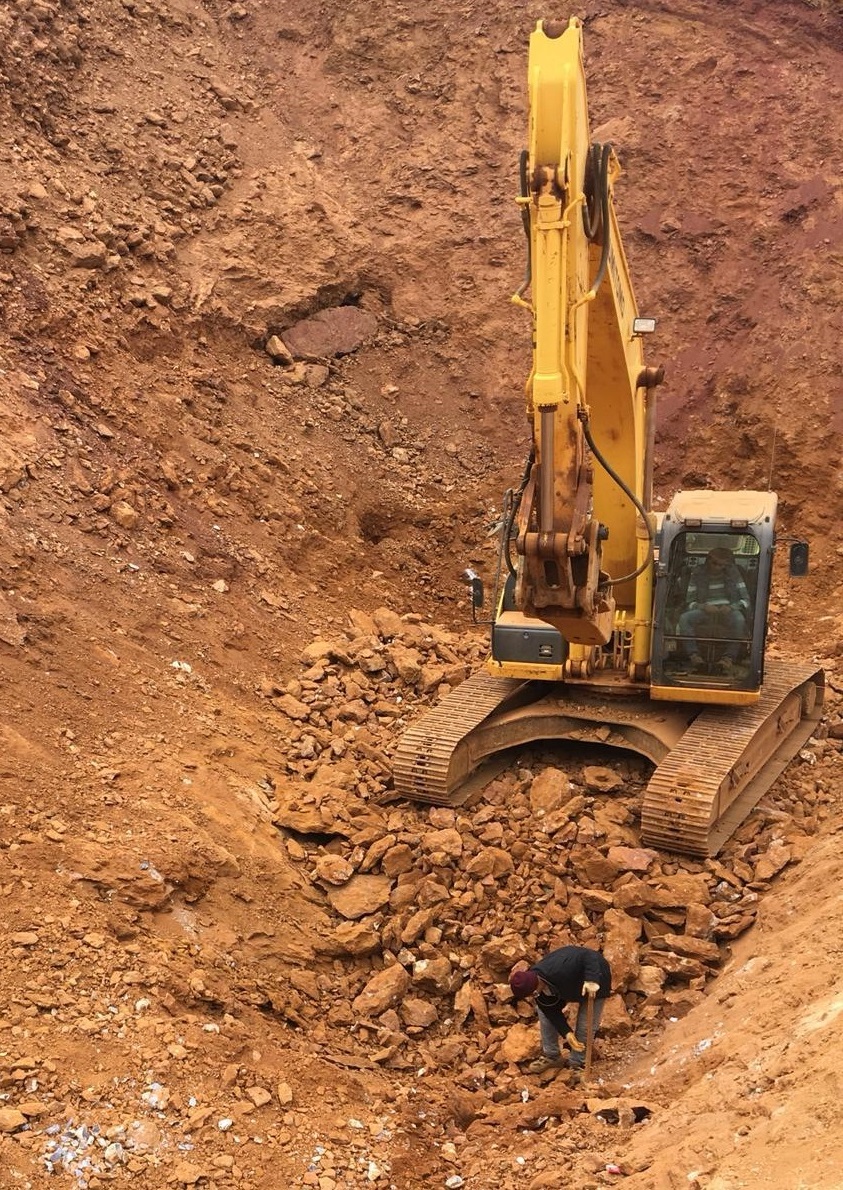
[650,491,776,701]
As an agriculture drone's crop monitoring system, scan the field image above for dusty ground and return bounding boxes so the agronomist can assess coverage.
[1,0,842,1187]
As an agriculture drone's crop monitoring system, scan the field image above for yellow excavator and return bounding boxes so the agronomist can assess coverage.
[393,17,824,858]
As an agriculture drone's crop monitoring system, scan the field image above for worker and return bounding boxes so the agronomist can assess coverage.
[677,546,751,674]
[509,944,612,1073]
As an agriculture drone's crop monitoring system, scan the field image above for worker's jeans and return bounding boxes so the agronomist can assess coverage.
[538,999,605,1068]
[677,605,745,661]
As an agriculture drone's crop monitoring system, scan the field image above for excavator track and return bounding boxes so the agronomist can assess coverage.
[641,659,824,857]
[392,660,824,857]
[392,671,526,805]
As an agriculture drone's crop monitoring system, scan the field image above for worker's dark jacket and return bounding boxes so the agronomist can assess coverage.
[531,946,611,1036]
[687,567,749,611]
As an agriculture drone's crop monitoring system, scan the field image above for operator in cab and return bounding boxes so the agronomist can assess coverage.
[678,547,751,674]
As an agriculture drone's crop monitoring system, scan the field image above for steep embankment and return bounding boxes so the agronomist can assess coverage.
[0,0,841,1186]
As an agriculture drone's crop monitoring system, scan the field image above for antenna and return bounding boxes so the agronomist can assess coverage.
[767,427,777,491]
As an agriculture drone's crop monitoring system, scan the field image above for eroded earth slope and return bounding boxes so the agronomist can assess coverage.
[0,0,842,1187]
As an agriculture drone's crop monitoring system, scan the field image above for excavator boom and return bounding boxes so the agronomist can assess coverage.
[510,19,653,653]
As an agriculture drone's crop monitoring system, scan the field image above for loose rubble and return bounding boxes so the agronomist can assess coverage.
[1,0,843,1187]
[265,607,838,1076]
[0,600,837,1188]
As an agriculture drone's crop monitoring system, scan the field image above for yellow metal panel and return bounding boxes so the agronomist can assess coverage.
[486,657,566,682]
[650,685,760,707]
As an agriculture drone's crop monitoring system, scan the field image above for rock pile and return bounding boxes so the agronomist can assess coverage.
[263,606,838,1080]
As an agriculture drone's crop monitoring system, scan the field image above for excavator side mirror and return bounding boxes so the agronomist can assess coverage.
[463,568,485,612]
[789,541,809,577]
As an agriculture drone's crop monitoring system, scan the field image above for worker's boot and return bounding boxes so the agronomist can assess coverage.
[527,1055,565,1074]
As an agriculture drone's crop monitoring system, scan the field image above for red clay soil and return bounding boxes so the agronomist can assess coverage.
[0,0,841,1187]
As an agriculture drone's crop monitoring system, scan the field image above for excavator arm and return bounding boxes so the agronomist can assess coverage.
[508,18,661,667]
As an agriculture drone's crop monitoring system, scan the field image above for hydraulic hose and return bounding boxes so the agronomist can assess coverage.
[582,143,604,240]
[502,447,535,580]
[580,143,650,585]
[583,142,612,296]
[581,413,654,586]
[514,149,532,300]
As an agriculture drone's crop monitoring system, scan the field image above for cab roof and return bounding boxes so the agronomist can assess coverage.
[665,490,778,526]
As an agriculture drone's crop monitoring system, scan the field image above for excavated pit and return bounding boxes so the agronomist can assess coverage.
[0,0,841,1186]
